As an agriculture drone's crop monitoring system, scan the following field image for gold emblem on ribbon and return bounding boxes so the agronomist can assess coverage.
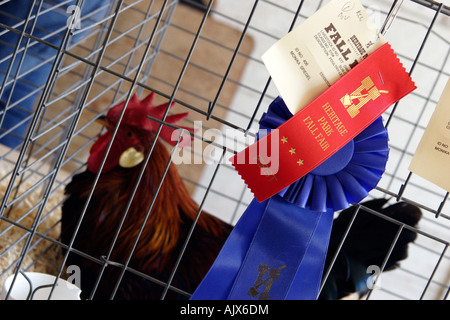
[341,76,389,118]
[248,263,286,300]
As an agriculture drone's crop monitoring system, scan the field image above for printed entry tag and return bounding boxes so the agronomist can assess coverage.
[409,78,450,192]
[262,0,386,115]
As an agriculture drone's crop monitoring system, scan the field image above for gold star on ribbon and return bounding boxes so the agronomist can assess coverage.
[297,159,304,166]
[281,136,288,144]
[289,148,296,155]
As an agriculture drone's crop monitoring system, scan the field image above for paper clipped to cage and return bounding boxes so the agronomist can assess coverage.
[262,0,386,115]
[409,78,450,192]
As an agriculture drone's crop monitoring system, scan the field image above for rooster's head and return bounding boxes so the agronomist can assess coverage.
[87,92,194,174]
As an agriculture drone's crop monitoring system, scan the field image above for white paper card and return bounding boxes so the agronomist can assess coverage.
[262,0,386,115]
[409,78,450,192]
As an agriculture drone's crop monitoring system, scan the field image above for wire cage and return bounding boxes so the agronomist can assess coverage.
[0,0,449,300]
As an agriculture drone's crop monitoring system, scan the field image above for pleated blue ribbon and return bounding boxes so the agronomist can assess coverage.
[191,97,389,300]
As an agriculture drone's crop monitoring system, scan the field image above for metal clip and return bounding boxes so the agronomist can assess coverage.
[379,0,405,37]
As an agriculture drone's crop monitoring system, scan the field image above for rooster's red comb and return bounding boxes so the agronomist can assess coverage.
[106,92,194,147]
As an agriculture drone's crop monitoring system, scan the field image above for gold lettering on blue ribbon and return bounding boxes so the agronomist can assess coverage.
[247,263,286,300]
[341,76,388,118]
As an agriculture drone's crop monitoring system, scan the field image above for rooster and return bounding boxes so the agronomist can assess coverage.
[60,92,233,300]
[61,93,421,300]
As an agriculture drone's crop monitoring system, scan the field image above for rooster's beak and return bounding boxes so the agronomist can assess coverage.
[95,116,113,129]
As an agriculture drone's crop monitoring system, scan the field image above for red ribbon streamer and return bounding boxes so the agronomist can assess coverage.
[230,43,416,202]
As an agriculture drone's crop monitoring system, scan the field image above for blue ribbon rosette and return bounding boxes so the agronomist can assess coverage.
[191,96,389,300]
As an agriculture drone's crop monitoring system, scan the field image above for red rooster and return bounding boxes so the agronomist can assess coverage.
[61,93,233,300]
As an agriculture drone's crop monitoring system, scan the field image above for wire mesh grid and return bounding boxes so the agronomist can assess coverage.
[0,0,449,300]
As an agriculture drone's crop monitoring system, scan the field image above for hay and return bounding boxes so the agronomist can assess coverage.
[0,167,64,296]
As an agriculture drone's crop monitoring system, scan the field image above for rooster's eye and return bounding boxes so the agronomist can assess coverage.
[127,131,133,138]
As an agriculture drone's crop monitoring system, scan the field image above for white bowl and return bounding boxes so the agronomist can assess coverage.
[1,272,81,300]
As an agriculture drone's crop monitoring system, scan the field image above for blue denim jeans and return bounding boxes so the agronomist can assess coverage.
[0,0,111,148]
